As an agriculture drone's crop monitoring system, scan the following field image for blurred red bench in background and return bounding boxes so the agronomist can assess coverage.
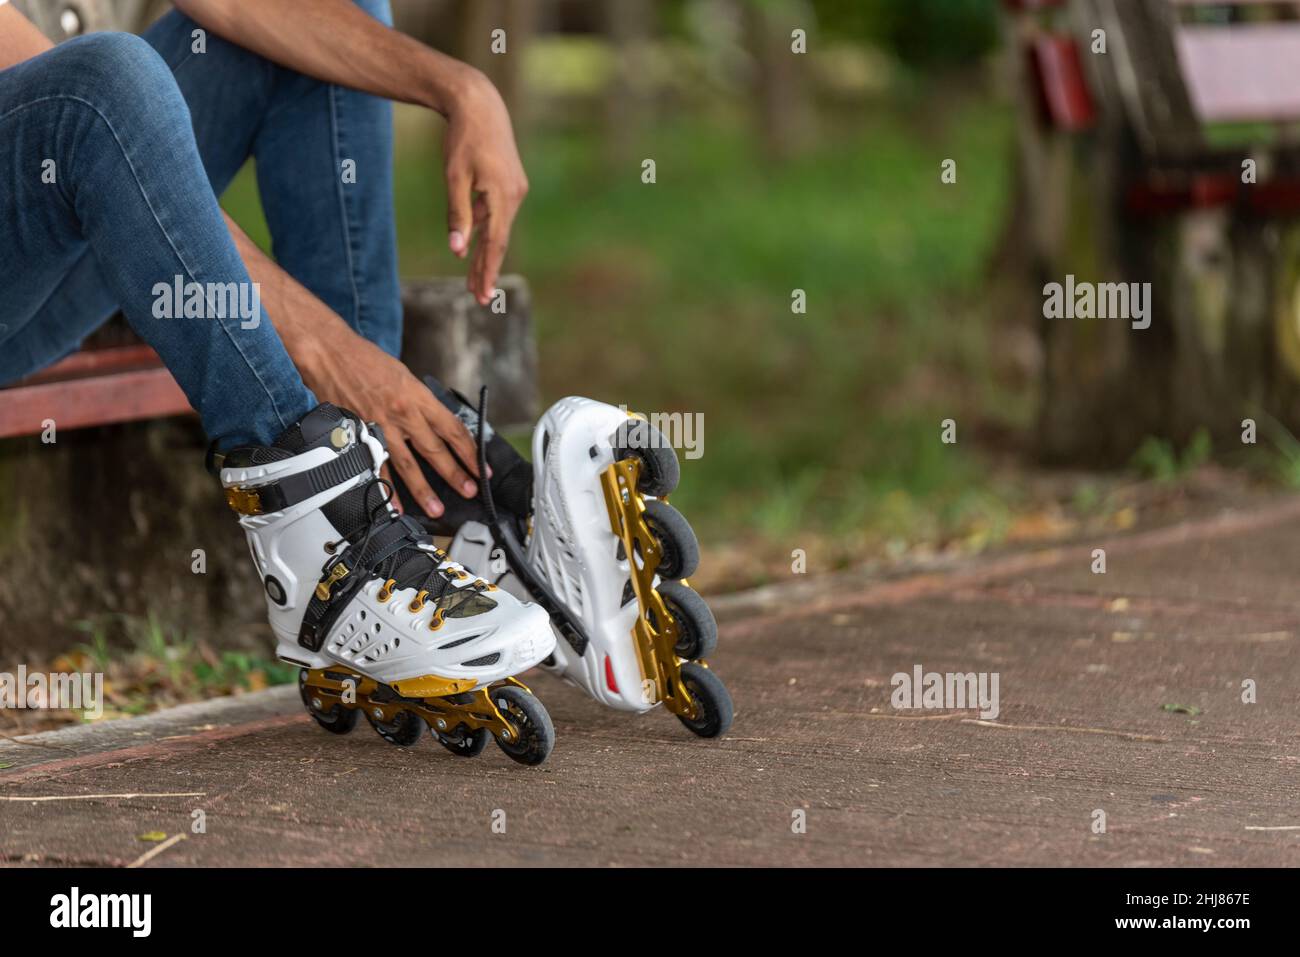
[0,345,190,440]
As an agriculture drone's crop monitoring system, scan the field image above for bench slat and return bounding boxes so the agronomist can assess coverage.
[0,367,192,439]
[13,344,164,386]
[1176,24,1300,122]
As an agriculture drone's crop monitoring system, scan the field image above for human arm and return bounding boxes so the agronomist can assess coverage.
[224,213,482,518]
[175,0,528,305]
[0,2,55,69]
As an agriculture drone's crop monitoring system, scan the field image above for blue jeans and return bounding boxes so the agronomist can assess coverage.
[0,2,401,448]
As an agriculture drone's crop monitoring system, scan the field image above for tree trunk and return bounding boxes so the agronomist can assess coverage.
[744,0,817,161]
[602,0,654,166]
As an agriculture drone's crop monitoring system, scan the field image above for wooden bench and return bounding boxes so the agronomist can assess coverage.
[0,346,189,440]
[1002,0,1300,463]
[1010,0,1300,210]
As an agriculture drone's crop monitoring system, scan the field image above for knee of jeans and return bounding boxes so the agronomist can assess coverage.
[352,0,394,28]
[147,8,269,76]
[60,32,168,79]
[56,32,191,122]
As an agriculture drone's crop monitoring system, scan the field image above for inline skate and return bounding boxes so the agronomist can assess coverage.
[218,402,557,765]
[403,380,733,737]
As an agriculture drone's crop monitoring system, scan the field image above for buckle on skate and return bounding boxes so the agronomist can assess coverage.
[225,486,263,515]
[224,445,375,518]
[315,560,350,601]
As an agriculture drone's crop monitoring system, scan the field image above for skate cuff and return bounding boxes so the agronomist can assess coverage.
[225,444,374,515]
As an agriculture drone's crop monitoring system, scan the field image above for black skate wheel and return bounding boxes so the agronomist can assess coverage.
[642,500,700,580]
[615,419,680,496]
[653,581,718,660]
[366,709,425,747]
[299,670,358,734]
[435,726,491,758]
[313,707,359,734]
[491,686,555,766]
[675,662,733,738]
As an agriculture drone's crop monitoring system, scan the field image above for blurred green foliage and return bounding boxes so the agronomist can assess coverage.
[57,612,293,722]
[807,0,999,67]
[651,0,1001,68]
[1131,429,1213,483]
[224,91,1016,568]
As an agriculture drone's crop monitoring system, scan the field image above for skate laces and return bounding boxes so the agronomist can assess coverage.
[323,476,492,620]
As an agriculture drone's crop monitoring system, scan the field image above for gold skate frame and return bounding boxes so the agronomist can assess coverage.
[300,667,531,743]
[600,456,709,721]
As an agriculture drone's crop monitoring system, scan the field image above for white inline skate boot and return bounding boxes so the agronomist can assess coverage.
[444,389,733,738]
[218,402,557,765]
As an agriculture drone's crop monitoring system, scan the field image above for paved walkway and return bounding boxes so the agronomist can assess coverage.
[3,499,1299,866]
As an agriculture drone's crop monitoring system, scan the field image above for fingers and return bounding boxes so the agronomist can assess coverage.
[399,397,479,500]
[470,217,513,306]
[468,181,526,305]
[410,429,477,500]
[446,168,473,259]
[422,399,482,483]
[386,436,444,520]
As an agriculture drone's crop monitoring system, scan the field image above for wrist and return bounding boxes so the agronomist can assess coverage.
[282,328,319,393]
[418,56,482,117]
[283,313,342,395]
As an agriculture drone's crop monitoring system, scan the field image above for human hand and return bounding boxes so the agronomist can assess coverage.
[303,325,481,519]
[442,69,529,306]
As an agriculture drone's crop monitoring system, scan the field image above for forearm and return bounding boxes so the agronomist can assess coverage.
[0,4,55,70]
[223,212,342,391]
[173,0,473,115]
[223,214,482,512]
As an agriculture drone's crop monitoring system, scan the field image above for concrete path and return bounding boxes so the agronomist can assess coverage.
[3,499,1299,867]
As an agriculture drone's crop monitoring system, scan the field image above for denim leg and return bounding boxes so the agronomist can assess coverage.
[144,2,403,357]
[140,9,276,196]
[0,33,316,447]
[256,0,402,356]
[0,250,119,376]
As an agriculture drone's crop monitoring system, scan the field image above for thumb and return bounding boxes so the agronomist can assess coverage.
[446,170,472,258]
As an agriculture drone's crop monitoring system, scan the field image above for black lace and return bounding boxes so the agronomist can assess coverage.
[322,476,487,612]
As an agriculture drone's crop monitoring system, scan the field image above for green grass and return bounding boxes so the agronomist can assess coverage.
[223,93,1017,565]
[67,613,294,720]
[1130,429,1213,483]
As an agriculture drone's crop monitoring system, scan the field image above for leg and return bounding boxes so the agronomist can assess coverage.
[254,0,403,355]
[0,32,315,448]
[142,2,403,357]
[0,250,119,378]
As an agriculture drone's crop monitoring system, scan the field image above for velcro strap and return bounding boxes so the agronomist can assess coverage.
[299,574,365,652]
[228,444,372,515]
